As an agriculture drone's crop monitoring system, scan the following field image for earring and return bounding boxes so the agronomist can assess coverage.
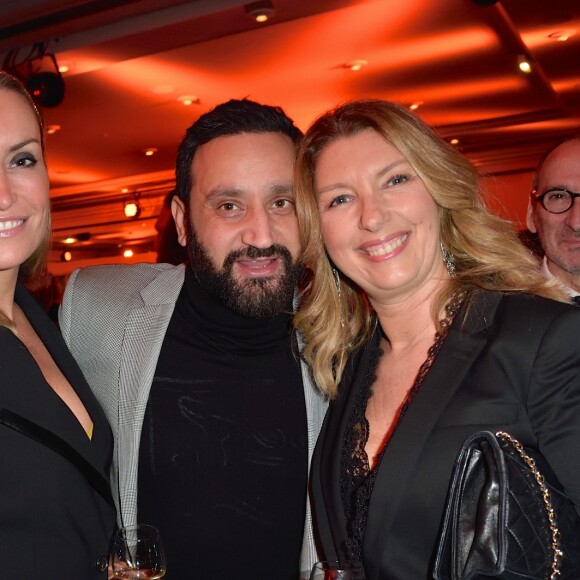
[441,242,456,277]
[332,268,345,328]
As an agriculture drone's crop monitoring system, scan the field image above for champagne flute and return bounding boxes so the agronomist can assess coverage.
[309,560,365,579]
[110,524,166,579]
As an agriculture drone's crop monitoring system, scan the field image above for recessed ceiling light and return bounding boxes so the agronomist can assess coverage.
[58,64,70,73]
[144,148,158,156]
[124,200,141,218]
[63,237,77,244]
[61,250,72,262]
[245,1,275,23]
[345,60,368,71]
[409,101,423,111]
[548,30,576,42]
[517,55,532,74]
[450,138,460,145]
[177,95,199,106]
[46,124,61,134]
[123,249,134,258]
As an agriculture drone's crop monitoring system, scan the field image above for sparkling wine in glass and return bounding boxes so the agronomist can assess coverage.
[309,560,365,579]
[110,524,166,579]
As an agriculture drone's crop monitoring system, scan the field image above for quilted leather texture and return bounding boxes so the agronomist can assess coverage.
[433,431,580,580]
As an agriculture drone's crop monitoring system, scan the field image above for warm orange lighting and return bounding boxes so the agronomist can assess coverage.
[63,237,76,244]
[450,138,460,145]
[122,188,129,193]
[58,65,69,73]
[345,59,368,71]
[152,84,174,95]
[61,250,72,262]
[409,101,423,111]
[548,30,576,42]
[46,124,61,135]
[178,95,198,106]
[144,148,157,156]
[124,201,140,218]
[245,1,275,23]
[517,55,532,74]
[123,249,134,258]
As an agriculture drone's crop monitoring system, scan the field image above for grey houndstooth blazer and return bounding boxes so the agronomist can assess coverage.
[59,262,328,578]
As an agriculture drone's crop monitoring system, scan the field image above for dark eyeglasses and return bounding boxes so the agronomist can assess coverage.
[533,188,580,214]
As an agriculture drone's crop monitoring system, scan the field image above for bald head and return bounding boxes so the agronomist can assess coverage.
[527,138,580,292]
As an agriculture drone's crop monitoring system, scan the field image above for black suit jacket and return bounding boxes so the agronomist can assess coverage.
[0,284,116,579]
[311,291,580,579]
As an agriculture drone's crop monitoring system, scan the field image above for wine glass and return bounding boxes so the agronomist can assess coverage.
[110,524,166,579]
[309,560,365,579]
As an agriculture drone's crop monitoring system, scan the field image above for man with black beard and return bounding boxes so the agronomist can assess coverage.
[59,99,327,579]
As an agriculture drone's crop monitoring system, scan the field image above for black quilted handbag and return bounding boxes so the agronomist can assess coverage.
[432,431,580,579]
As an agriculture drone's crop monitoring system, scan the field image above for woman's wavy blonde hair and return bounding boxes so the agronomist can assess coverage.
[0,71,51,330]
[294,99,566,398]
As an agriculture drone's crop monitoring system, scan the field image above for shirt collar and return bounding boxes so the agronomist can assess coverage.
[541,256,577,298]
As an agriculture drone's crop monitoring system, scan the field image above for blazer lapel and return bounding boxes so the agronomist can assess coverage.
[363,291,503,577]
[0,408,114,507]
[6,284,114,505]
[115,267,184,527]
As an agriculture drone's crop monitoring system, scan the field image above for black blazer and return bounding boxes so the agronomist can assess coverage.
[311,291,580,579]
[0,283,116,579]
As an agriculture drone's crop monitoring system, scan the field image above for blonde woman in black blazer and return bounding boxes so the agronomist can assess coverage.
[0,72,115,578]
[294,100,580,579]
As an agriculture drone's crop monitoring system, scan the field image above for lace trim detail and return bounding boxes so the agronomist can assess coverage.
[339,293,465,566]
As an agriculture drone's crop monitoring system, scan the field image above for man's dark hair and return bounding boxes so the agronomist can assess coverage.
[175,98,302,207]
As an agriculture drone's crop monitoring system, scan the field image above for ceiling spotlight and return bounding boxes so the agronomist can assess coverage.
[245,1,275,23]
[63,236,76,244]
[60,250,72,262]
[548,30,575,42]
[345,60,368,72]
[3,43,66,107]
[177,95,199,106]
[450,138,460,145]
[123,249,134,258]
[27,70,65,107]
[517,55,532,74]
[124,195,141,219]
[409,101,423,111]
[46,124,61,135]
[143,147,158,157]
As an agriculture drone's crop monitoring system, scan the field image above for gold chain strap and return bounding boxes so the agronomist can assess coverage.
[495,431,563,579]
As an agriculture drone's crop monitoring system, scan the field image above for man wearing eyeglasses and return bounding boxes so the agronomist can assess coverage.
[527,138,580,302]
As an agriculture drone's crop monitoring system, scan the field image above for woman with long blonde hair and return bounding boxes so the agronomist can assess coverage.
[294,99,580,578]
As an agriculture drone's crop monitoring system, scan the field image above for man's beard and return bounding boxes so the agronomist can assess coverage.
[186,225,301,318]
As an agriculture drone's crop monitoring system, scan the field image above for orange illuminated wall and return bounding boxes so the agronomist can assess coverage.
[482,170,535,229]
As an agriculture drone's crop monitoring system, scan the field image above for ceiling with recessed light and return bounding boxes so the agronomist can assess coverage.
[1,0,579,273]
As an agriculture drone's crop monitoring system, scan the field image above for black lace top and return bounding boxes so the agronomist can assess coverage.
[339,295,463,567]
[339,340,384,566]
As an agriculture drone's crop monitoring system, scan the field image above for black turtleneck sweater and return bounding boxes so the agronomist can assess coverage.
[138,268,307,579]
